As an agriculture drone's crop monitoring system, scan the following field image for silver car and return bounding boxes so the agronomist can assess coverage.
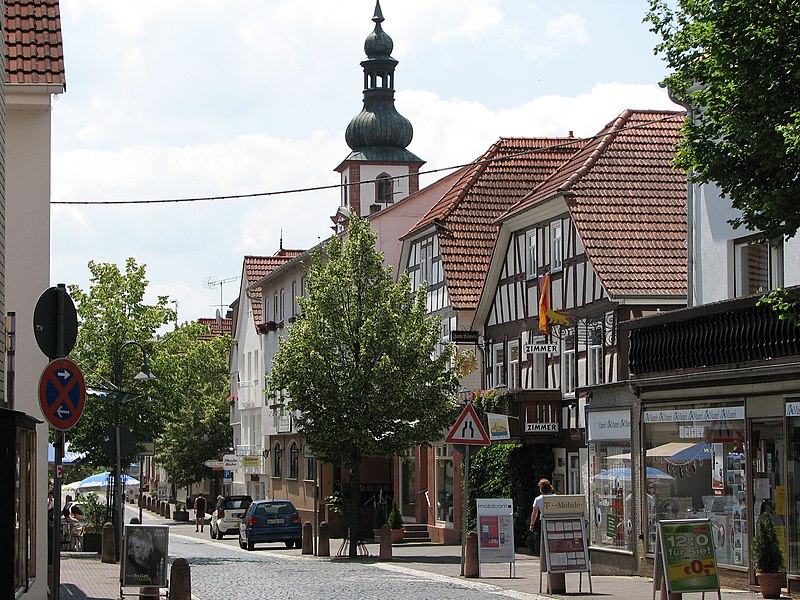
[210,495,252,539]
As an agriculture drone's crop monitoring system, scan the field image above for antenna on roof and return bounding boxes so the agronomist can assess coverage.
[203,275,240,314]
[280,229,284,251]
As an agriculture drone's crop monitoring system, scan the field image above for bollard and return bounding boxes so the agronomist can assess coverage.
[318,521,330,557]
[145,496,151,510]
[168,558,191,600]
[465,531,479,577]
[101,522,116,564]
[379,524,392,561]
[302,522,313,554]
[164,503,171,520]
[159,502,166,517]
[547,572,566,594]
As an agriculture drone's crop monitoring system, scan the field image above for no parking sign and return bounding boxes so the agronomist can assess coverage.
[38,358,86,431]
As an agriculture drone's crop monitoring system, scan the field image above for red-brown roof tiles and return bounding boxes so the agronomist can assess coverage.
[5,0,66,86]
[197,317,232,339]
[244,249,304,328]
[505,109,687,298]
[408,137,584,309]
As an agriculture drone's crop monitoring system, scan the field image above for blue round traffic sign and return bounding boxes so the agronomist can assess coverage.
[39,358,86,430]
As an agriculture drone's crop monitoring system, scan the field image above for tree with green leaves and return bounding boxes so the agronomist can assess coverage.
[647,0,800,242]
[66,258,174,468]
[153,322,233,488]
[270,215,459,557]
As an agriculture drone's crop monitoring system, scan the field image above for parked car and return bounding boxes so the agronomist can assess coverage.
[238,499,302,551]
[210,495,252,539]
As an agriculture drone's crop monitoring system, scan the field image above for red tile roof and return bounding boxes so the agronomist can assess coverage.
[505,109,687,298]
[5,0,66,86]
[243,249,304,328]
[197,317,232,339]
[407,137,584,309]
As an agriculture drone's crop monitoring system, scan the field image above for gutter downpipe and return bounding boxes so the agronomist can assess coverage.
[666,86,695,307]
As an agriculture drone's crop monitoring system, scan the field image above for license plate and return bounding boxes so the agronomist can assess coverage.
[232,513,242,518]
[267,518,283,524]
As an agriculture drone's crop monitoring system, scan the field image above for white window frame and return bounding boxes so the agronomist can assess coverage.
[551,221,563,271]
[562,349,575,395]
[733,237,783,297]
[587,323,603,386]
[525,229,537,279]
[492,343,506,387]
[508,340,520,390]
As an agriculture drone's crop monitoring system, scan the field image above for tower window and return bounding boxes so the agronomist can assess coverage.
[376,173,394,204]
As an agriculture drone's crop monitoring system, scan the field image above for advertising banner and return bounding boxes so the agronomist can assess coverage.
[121,525,169,588]
[542,517,590,574]
[654,520,720,595]
[475,498,515,565]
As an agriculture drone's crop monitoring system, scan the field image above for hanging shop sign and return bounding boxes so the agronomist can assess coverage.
[241,456,261,468]
[524,343,559,354]
[525,422,559,434]
[587,409,631,441]
[487,413,511,441]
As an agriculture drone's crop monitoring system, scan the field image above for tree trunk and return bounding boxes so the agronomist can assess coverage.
[348,460,361,559]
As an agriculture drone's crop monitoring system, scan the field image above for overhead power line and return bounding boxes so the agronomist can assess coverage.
[50,113,682,206]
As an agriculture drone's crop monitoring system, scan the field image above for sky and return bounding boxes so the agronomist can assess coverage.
[50,0,680,326]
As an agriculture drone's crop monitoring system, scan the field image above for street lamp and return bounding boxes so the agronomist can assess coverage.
[112,340,156,560]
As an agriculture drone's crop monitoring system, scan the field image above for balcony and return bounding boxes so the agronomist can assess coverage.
[624,291,800,376]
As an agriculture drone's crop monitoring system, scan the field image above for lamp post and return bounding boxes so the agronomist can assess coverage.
[112,340,156,560]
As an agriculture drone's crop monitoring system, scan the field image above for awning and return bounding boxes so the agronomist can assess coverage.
[605,442,711,462]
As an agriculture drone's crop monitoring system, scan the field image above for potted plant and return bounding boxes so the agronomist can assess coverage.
[752,507,785,599]
[386,499,404,544]
[80,493,107,553]
[173,501,190,522]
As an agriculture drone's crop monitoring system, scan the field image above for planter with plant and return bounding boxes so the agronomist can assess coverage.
[386,499,404,544]
[752,507,785,599]
[80,493,107,553]
[173,502,190,522]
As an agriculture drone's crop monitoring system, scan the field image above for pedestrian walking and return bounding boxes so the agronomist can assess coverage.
[195,494,207,532]
[529,478,555,554]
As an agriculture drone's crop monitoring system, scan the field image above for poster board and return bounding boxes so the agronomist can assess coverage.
[542,516,590,574]
[121,524,169,588]
[653,519,721,598]
[476,498,515,567]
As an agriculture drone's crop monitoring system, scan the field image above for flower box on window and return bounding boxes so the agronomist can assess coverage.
[257,321,279,334]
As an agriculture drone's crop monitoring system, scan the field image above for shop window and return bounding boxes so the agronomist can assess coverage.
[435,444,454,525]
[288,442,300,480]
[525,229,537,279]
[642,404,746,567]
[492,343,506,388]
[733,237,783,297]
[589,440,633,551]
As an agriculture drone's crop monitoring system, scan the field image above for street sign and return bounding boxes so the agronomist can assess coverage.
[38,358,86,430]
[223,454,240,470]
[101,426,134,459]
[451,330,479,344]
[33,286,78,359]
[204,460,224,468]
[446,403,490,445]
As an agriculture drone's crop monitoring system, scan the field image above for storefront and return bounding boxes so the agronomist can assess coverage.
[586,407,637,571]
[786,400,800,589]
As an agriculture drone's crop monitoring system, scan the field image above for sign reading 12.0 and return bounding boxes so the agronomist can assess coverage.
[656,520,720,595]
[38,358,86,431]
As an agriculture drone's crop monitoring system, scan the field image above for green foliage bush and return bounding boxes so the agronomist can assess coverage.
[752,508,784,573]
[386,499,404,529]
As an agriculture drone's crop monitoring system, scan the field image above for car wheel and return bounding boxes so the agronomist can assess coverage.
[238,533,246,549]
[284,541,294,549]
[210,525,216,539]
[247,537,255,551]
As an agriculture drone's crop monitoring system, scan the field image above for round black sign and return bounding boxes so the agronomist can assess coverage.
[33,286,78,359]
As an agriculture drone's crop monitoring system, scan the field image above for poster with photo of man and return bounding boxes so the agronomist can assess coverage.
[121,525,169,587]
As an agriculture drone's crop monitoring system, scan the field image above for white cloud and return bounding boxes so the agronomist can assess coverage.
[525,12,589,60]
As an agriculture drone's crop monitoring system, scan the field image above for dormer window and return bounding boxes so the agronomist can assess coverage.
[376,173,394,204]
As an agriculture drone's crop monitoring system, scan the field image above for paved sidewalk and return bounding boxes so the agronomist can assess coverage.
[58,505,769,600]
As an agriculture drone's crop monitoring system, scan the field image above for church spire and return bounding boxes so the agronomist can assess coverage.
[343,1,421,162]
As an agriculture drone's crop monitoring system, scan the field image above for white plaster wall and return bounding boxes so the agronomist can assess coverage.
[359,164,409,216]
[694,181,800,304]
[6,95,54,600]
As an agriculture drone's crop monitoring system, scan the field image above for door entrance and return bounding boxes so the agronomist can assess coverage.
[749,419,786,582]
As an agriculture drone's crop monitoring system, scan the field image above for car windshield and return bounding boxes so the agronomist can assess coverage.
[224,498,251,510]
[255,502,294,516]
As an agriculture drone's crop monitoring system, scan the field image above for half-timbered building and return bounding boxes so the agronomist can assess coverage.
[473,109,687,572]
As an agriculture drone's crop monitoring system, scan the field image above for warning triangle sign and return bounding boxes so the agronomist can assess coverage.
[446,403,490,445]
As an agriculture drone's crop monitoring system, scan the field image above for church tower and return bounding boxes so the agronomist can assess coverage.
[332,1,425,231]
